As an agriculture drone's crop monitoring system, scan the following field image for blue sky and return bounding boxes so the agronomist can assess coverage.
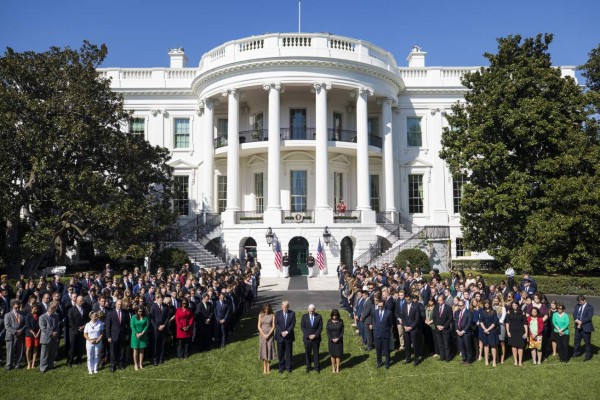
[0,0,598,71]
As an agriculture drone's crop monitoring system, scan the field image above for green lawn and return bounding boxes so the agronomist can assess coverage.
[1,313,599,400]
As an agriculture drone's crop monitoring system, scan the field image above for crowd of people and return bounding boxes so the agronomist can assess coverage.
[0,261,260,373]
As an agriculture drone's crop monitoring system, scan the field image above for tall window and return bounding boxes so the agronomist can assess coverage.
[129,118,145,138]
[334,172,343,206]
[370,175,380,213]
[456,238,469,257]
[174,118,190,148]
[453,174,467,214]
[290,109,307,139]
[217,119,228,136]
[368,117,379,136]
[333,112,342,140]
[290,170,307,212]
[408,174,424,214]
[173,176,190,216]
[254,173,264,212]
[407,117,422,147]
[217,175,227,214]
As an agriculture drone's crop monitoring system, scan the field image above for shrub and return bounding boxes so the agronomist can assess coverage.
[395,249,430,273]
[152,248,190,271]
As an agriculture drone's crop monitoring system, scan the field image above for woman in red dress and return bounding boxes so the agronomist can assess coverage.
[175,299,194,359]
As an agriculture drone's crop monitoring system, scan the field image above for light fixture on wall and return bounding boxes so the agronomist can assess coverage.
[323,226,332,246]
[265,227,274,247]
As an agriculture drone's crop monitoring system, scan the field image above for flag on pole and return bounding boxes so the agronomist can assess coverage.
[317,239,325,271]
[274,241,282,270]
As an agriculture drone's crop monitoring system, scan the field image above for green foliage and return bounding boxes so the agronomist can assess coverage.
[395,248,430,272]
[450,259,501,271]
[152,247,190,270]
[0,42,178,274]
[440,34,600,274]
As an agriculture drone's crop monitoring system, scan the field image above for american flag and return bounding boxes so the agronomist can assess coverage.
[274,240,282,270]
[317,239,325,270]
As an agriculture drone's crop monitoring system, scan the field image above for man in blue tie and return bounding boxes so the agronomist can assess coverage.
[300,304,323,373]
[275,301,296,373]
[373,298,394,369]
[573,295,594,361]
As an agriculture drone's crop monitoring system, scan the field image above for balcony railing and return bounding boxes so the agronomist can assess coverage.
[215,134,227,148]
[283,210,314,223]
[280,127,317,140]
[334,210,361,223]
[328,128,356,143]
[235,211,264,224]
[239,129,268,143]
[369,134,382,148]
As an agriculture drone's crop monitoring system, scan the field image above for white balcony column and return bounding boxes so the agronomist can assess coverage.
[379,96,397,219]
[314,82,333,224]
[221,89,240,225]
[201,98,216,211]
[356,87,372,212]
[263,83,282,223]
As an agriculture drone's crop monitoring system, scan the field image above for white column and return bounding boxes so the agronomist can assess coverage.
[263,83,282,221]
[380,97,397,216]
[201,98,215,211]
[224,89,240,212]
[314,82,331,210]
[356,87,372,211]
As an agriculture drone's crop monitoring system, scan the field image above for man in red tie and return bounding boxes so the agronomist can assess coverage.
[106,300,129,372]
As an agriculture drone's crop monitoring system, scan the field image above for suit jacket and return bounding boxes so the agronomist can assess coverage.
[300,313,323,343]
[149,303,169,330]
[4,311,25,341]
[432,304,453,330]
[453,309,473,334]
[195,301,214,325]
[274,310,296,343]
[67,304,89,334]
[373,309,394,339]
[574,303,595,333]
[214,301,230,323]
[401,302,422,330]
[91,303,112,315]
[39,312,60,345]
[360,297,374,325]
[355,297,365,320]
[105,309,130,342]
[395,298,407,322]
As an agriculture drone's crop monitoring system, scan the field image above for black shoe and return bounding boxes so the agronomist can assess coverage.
[404,359,411,364]
[414,360,420,367]
[376,364,382,368]
[67,363,72,368]
[154,362,159,367]
[110,367,115,372]
[385,365,390,369]
[306,368,310,373]
[279,370,283,374]
[583,357,592,362]
[316,369,320,374]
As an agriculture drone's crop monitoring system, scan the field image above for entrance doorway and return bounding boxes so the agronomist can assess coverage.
[243,237,257,267]
[288,236,309,276]
[340,237,354,269]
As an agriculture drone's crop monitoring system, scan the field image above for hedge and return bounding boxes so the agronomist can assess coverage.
[440,271,600,296]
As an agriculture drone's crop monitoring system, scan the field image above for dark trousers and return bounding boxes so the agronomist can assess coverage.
[435,329,451,360]
[573,328,592,359]
[303,340,320,371]
[68,331,84,364]
[198,323,212,351]
[457,332,473,362]
[177,338,190,358]
[277,340,293,372]
[110,339,126,369]
[364,324,374,349]
[215,323,227,348]
[375,336,391,367]
[556,334,570,362]
[152,329,165,363]
[403,328,422,364]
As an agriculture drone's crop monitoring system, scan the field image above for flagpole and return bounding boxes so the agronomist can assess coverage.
[298,0,301,33]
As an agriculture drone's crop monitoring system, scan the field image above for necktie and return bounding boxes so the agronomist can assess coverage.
[284,313,287,328]
[439,305,443,318]
[379,311,383,321]
[118,311,121,323]
[15,311,20,324]
[407,304,411,315]
[458,311,463,330]
[579,305,584,320]
[310,315,314,326]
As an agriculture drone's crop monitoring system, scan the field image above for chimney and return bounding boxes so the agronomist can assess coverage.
[168,48,188,68]
[407,45,426,68]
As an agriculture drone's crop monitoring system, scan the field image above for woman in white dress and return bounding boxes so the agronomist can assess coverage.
[83,311,104,374]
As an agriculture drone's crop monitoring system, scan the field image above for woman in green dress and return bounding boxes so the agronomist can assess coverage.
[131,306,149,371]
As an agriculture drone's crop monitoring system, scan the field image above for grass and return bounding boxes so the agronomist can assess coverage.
[1,313,599,400]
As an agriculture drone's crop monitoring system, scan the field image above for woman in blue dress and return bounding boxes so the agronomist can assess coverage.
[470,298,483,361]
[479,299,499,367]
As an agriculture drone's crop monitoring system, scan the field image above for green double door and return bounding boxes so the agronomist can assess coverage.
[289,237,308,276]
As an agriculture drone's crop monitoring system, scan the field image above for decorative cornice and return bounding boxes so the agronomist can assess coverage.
[263,82,283,92]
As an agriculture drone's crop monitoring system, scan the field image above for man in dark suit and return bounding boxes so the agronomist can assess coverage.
[354,291,366,346]
[454,299,473,364]
[402,294,423,366]
[195,293,214,351]
[214,292,230,348]
[573,294,595,361]
[150,294,169,365]
[106,299,129,371]
[394,290,407,351]
[432,294,453,361]
[275,300,296,373]
[67,295,89,367]
[360,291,374,351]
[300,304,323,373]
[373,298,394,369]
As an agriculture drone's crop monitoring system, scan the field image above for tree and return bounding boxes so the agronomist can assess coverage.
[395,249,430,273]
[440,34,600,274]
[0,42,177,277]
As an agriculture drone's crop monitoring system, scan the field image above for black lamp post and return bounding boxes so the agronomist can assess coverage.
[323,226,331,246]
[266,227,274,247]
